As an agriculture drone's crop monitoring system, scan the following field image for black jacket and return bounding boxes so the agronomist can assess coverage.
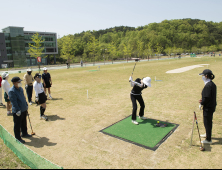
[201,81,217,114]
[131,78,147,95]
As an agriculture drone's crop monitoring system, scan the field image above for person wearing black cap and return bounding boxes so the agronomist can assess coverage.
[199,69,217,144]
[8,77,31,144]
[33,73,48,121]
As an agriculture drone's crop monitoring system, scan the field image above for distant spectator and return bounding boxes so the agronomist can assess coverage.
[1,73,12,115]
[42,67,52,99]
[23,68,34,105]
[80,60,83,67]
[0,75,5,106]
[9,77,31,144]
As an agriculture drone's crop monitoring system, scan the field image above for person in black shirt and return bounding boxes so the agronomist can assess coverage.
[42,67,52,99]
[129,76,151,125]
[199,69,217,144]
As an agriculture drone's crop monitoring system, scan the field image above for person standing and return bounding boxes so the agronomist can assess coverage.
[80,60,83,67]
[1,72,12,115]
[129,76,151,125]
[34,73,48,121]
[42,67,52,99]
[0,75,5,106]
[23,68,34,105]
[8,77,31,144]
[199,69,217,144]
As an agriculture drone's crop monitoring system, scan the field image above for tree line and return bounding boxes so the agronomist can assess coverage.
[57,18,222,63]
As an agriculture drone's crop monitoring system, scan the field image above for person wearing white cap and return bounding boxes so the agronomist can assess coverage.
[23,68,34,105]
[1,72,12,116]
[42,67,52,99]
[0,74,5,107]
[129,76,151,125]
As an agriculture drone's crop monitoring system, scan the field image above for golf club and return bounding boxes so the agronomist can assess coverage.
[27,112,35,135]
[129,59,139,82]
[194,112,205,151]
[190,113,195,146]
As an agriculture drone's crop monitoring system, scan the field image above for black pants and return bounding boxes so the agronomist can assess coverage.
[130,94,145,120]
[26,85,33,103]
[13,111,28,140]
[203,110,214,141]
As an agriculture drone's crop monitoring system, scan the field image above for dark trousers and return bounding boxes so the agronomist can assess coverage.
[130,94,145,120]
[203,110,214,141]
[26,85,33,103]
[13,111,28,140]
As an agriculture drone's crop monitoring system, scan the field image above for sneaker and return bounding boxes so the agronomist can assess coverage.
[201,140,212,144]
[132,120,139,125]
[139,116,147,120]
[0,103,5,106]
[49,95,52,99]
[21,134,32,138]
[29,102,32,105]
[41,115,48,121]
[7,112,13,116]
[200,133,206,138]
[18,139,25,144]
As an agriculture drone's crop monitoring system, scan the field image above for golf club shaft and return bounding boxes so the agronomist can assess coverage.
[190,113,195,146]
[28,114,34,134]
[194,112,203,148]
[131,63,136,77]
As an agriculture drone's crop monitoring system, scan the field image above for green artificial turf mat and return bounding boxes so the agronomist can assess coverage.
[100,116,179,151]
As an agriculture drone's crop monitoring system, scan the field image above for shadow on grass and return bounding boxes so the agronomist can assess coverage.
[47,115,65,121]
[139,119,176,128]
[50,98,63,101]
[25,136,57,148]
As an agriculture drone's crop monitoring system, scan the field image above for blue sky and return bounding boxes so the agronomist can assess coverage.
[1,0,222,37]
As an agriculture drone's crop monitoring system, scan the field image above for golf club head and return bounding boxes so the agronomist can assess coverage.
[135,59,139,62]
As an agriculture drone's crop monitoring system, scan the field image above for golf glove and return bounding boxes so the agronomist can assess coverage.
[16,111,21,117]
[129,76,133,82]
[36,97,39,102]
[199,104,203,110]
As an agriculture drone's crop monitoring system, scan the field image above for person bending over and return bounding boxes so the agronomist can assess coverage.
[129,76,151,125]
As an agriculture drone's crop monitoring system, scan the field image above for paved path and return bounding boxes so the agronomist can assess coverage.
[0,57,185,75]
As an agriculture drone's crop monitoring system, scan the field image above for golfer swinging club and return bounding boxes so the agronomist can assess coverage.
[129,76,151,125]
[33,73,48,121]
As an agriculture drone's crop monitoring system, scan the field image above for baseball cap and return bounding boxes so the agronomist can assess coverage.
[34,73,42,79]
[27,68,32,72]
[199,69,213,76]
[43,67,47,71]
[11,77,23,83]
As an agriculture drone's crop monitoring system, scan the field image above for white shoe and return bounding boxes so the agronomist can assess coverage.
[41,115,48,121]
[201,140,212,144]
[200,133,206,138]
[139,116,147,120]
[132,120,139,125]
[29,102,32,105]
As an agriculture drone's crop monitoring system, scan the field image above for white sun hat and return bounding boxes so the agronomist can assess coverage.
[27,68,32,72]
[1,72,9,79]
[143,77,151,87]
[43,67,48,71]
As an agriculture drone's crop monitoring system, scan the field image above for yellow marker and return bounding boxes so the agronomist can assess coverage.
[157,121,159,124]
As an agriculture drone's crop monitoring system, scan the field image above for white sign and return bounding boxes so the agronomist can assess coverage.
[1,64,7,68]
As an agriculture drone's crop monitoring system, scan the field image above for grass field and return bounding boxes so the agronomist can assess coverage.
[0,56,222,168]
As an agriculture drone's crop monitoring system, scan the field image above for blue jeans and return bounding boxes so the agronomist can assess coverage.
[26,85,33,103]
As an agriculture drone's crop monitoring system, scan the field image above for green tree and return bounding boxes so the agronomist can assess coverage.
[27,33,45,72]
[123,43,132,62]
[60,35,75,64]
[164,47,173,58]
[156,43,163,60]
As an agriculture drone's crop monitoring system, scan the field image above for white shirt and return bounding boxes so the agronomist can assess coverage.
[1,80,11,94]
[33,81,44,97]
